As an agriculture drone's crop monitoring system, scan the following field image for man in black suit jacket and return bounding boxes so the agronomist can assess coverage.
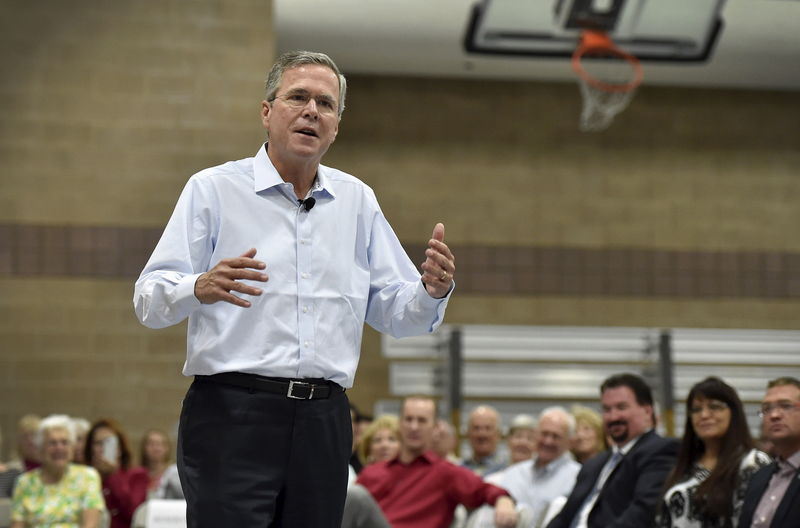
[739,377,800,528]
[546,373,678,528]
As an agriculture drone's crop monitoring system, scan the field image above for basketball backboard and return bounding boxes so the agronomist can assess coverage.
[464,0,727,62]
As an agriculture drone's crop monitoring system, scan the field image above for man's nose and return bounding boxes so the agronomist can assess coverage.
[302,98,319,118]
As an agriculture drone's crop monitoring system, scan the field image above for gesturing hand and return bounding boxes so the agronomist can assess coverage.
[194,248,268,308]
[420,223,455,299]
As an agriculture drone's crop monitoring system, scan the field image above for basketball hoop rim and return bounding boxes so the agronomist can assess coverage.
[571,31,644,94]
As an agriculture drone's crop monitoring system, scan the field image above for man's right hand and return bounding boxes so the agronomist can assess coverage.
[194,248,268,307]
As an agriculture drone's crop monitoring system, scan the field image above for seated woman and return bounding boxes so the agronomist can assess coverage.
[570,405,606,464]
[357,415,401,466]
[11,414,104,528]
[85,419,148,528]
[657,377,772,528]
[138,429,171,496]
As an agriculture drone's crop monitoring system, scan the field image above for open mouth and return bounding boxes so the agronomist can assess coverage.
[295,128,318,137]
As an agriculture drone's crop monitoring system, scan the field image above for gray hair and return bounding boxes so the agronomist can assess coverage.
[539,406,576,437]
[71,417,91,436]
[265,50,347,119]
[508,414,537,435]
[34,414,76,448]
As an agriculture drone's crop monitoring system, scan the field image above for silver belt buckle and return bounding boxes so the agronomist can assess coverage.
[287,380,314,399]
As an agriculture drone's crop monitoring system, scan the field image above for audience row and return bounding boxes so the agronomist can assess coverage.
[0,417,177,528]
[2,373,797,528]
[345,374,799,528]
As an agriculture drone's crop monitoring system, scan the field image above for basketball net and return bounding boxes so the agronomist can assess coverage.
[572,30,643,132]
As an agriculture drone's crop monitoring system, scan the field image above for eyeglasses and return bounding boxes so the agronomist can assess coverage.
[271,90,338,116]
[758,400,800,418]
[689,401,729,415]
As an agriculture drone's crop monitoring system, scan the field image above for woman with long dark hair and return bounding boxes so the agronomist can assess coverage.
[85,419,148,528]
[656,377,771,527]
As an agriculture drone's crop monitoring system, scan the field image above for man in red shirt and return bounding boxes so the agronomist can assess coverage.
[358,396,518,528]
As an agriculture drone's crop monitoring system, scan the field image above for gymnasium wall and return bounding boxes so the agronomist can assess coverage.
[1,0,798,459]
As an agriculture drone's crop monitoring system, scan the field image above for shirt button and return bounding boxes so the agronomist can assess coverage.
[301,272,309,279]
[304,341,310,347]
[303,306,309,313]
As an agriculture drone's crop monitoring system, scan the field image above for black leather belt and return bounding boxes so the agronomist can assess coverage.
[197,372,343,400]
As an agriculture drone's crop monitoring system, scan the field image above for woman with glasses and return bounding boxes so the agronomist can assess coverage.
[656,377,771,528]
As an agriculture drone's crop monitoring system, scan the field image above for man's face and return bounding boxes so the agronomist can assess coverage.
[761,384,800,456]
[601,386,653,446]
[399,398,436,457]
[432,420,456,458]
[467,408,501,458]
[536,414,570,466]
[261,64,340,167]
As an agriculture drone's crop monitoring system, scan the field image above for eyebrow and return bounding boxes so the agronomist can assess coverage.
[286,88,335,100]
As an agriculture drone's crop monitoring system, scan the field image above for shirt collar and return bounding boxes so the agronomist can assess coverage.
[533,453,570,474]
[253,143,336,199]
[614,429,649,456]
[780,450,800,471]
[388,450,438,467]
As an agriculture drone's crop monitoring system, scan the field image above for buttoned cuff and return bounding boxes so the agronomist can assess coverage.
[174,273,203,309]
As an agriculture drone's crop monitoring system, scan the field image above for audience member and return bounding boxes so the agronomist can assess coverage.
[138,429,171,495]
[432,419,459,463]
[10,414,104,528]
[85,419,148,528]
[358,396,518,528]
[462,405,507,476]
[506,414,539,465]
[8,415,42,473]
[358,415,400,466]
[475,407,581,528]
[545,373,678,528]
[739,376,800,528]
[570,405,605,464]
[657,377,771,528]
[1,426,22,497]
[71,418,91,465]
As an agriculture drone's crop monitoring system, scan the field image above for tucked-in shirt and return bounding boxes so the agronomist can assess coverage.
[357,451,510,528]
[134,144,450,388]
[657,448,772,528]
[751,450,800,528]
[11,464,105,527]
[473,453,581,528]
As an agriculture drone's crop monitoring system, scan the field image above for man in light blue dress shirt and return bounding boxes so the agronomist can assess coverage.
[473,407,581,528]
[133,50,455,528]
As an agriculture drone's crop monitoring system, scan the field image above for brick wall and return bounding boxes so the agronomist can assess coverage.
[0,0,274,460]
[2,1,799,459]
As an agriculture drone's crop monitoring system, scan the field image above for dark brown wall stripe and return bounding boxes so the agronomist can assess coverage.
[1,224,798,299]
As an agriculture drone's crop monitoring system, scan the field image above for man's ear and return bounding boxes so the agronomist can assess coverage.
[260,100,271,129]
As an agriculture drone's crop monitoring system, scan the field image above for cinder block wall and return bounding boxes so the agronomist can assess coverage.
[2,1,799,458]
[0,0,274,460]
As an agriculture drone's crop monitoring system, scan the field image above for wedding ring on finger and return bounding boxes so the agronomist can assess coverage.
[440,271,449,281]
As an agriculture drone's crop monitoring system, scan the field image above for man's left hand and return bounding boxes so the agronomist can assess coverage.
[421,222,455,299]
[494,496,519,528]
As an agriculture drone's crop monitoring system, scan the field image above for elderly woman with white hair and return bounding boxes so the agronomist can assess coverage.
[11,414,105,528]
